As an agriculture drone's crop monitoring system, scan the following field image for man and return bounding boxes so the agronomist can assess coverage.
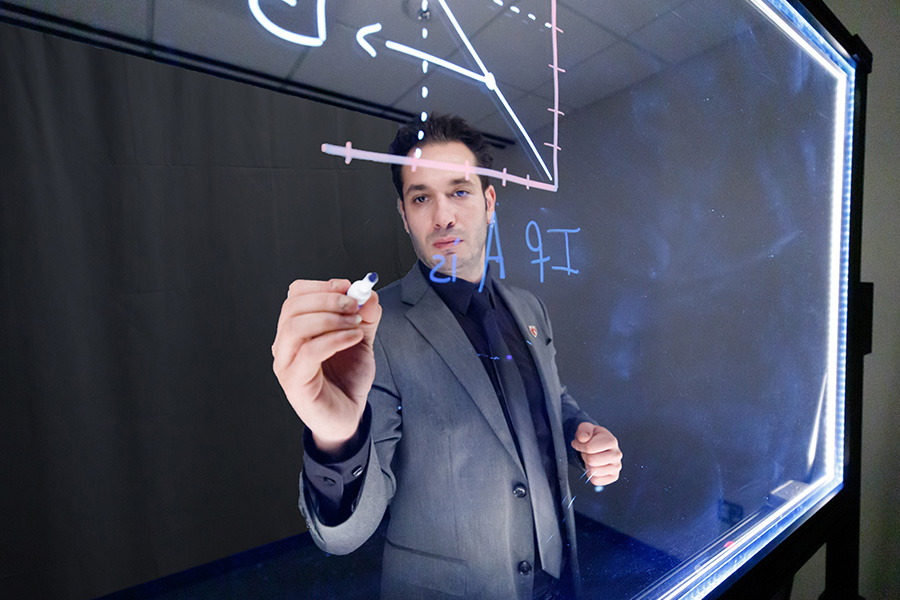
[272,115,622,599]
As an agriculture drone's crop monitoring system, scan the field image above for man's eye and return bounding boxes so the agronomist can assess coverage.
[453,189,470,197]
[412,195,427,204]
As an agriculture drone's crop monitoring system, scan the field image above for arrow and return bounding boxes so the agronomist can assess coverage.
[356,22,382,57]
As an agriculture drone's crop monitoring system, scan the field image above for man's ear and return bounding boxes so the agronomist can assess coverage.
[397,197,410,234]
[484,185,497,225]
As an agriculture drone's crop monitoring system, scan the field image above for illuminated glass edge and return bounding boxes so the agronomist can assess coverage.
[633,1,856,599]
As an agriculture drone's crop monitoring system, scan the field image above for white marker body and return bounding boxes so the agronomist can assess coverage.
[347,272,378,306]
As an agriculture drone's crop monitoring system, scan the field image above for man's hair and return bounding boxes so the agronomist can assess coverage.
[388,114,493,198]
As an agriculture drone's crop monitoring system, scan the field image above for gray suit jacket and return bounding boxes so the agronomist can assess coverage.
[299,266,595,600]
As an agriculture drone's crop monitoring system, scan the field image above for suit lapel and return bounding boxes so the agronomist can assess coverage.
[401,268,523,469]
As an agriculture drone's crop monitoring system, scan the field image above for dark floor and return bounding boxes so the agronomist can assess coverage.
[98,515,678,600]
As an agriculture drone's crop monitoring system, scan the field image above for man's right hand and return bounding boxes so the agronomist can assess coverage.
[272,278,382,457]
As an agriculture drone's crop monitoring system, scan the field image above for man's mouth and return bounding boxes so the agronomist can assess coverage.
[432,236,461,250]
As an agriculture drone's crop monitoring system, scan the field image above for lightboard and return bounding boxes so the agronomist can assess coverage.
[0,1,862,598]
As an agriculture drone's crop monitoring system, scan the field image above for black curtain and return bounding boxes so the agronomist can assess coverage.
[0,22,414,599]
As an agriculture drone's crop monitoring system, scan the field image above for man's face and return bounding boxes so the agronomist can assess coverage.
[399,141,496,283]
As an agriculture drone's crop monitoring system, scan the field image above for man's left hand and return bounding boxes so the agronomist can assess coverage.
[571,423,622,486]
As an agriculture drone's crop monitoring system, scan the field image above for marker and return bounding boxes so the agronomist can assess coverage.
[347,272,378,305]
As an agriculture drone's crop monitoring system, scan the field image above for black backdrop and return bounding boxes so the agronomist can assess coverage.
[0,22,414,599]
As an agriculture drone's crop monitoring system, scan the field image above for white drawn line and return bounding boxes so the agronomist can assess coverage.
[491,83,552,181]
[437,0,490,79]
[436,0,553,182]
[384,40,486,84]
[356,22,382,57]
[342,1,563,194]
[248,0,327,47]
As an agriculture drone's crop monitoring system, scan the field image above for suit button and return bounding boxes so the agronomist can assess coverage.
[513,484,527,498]
[518,561,533,575]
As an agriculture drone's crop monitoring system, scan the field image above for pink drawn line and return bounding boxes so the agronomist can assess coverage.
[322,142,558,193]
[549,0,561,193]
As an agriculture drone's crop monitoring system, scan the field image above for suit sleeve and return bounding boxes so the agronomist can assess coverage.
[298,334,403,555]
[301,405,372,525]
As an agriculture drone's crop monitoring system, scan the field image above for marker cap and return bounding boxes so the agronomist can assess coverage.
[347,272,378,305]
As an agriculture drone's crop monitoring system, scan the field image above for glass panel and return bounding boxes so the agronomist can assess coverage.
[1,0,856,598]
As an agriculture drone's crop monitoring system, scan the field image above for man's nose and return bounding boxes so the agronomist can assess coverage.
[432,196,456,229]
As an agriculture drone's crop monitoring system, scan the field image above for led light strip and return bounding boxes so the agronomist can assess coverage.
[647,473,836,600]
[742,2,853,482]
[643,2,856,598]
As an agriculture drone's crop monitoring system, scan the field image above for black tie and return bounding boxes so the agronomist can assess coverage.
[470,291,563,579]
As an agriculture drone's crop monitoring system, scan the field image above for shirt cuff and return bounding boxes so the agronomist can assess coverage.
[302,403,372,525]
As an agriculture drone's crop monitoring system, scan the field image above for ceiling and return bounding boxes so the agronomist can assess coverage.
[2,0,765,176]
